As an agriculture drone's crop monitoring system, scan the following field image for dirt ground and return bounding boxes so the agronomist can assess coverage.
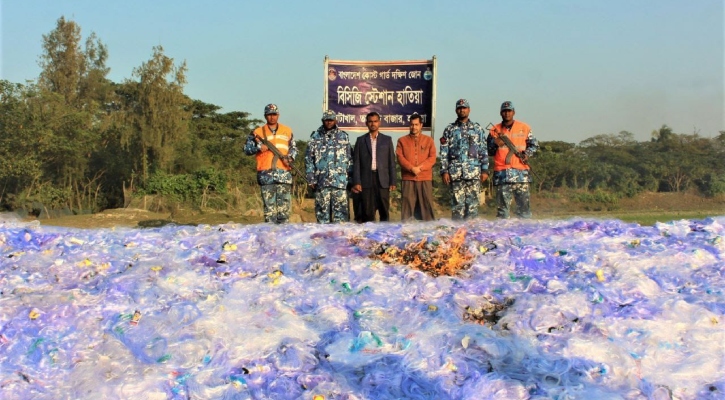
[15,191,725,229]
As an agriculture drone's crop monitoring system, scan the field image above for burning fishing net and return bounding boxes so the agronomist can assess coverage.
[0,216,724,399]
[368,227,477,276]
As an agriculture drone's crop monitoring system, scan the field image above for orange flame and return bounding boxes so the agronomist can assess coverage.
[374,227,474,276]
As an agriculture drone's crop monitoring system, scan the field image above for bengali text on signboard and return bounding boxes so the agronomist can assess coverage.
[324,59,435,131]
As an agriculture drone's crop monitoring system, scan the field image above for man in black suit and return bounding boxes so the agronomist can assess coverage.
[352,112,397,222]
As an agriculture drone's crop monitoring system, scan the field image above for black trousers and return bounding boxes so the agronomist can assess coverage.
[350,191,363,223]
[360,171,390,222]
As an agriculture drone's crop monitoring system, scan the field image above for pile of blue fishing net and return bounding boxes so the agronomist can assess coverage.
[1,216,724,399]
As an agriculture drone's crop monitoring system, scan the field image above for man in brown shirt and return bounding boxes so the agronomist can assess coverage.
[396,114,437,221]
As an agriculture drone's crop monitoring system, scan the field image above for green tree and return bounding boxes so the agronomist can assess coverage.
[38,16,109,108]
[651,124,674,143]
[577,131,644,195]
[186,100,259,174]
[530,141,574,192]
[123,46,191,183]
[22,17,114,211]
[0,81,45,207]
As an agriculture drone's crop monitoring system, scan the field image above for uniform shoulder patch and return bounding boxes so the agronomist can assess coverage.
[440,137,447,145]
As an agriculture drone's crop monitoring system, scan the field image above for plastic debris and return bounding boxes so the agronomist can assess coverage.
[129,310,141,326]
[596,269,605,282]
[463,297,515,326]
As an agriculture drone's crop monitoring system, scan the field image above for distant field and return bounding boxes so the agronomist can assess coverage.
[18,191,725,229]
[534,210,724,226]
[31,208,724,230]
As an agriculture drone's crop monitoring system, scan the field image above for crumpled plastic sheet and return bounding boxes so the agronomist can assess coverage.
[0,215,724,399]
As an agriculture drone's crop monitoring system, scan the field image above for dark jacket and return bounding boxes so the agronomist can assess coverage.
[353,133,397,189]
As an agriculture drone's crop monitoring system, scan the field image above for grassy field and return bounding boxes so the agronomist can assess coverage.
[25,191,725,229]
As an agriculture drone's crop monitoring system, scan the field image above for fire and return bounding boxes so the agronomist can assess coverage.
[373,227,474,276]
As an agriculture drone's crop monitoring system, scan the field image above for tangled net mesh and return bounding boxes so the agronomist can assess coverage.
[360,227,512,325]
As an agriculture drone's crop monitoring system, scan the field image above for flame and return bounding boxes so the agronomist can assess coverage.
[374,227,474,276]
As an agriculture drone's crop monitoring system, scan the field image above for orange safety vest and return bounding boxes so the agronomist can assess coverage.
[489,121,531,171]
[252,124,293,171]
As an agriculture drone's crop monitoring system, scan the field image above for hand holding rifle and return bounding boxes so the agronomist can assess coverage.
[486,123,530,166]
[486,122,538,181]
[252,129,304,176]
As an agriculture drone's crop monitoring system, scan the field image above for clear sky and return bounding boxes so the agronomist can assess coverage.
[2,0,723,144]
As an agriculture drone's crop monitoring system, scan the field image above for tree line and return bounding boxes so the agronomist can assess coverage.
[1,17,723,216]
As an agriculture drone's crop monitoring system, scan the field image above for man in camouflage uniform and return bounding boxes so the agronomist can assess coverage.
[304,110,353,223]
[440,99,489,220]
[487,101,539,218]
[244,104,298,223]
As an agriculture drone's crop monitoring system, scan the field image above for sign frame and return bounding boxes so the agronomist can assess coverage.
[323,56,437,139]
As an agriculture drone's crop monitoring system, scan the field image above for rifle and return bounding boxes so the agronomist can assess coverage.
[485,123,539,181]
[252,127,306,177]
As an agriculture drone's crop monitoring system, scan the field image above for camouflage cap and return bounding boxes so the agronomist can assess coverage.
[264,104,279,115]
[321,110,337,121]
[500,101,514,111]
[455,99,470,109]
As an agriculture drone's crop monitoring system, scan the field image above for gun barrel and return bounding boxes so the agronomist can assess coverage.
[487,122,538,181]
[253,133,306,177]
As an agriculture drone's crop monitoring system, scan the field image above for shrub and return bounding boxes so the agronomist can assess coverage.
[697,173,725,197]
[141,168,228,205]
[570,190,620,211]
